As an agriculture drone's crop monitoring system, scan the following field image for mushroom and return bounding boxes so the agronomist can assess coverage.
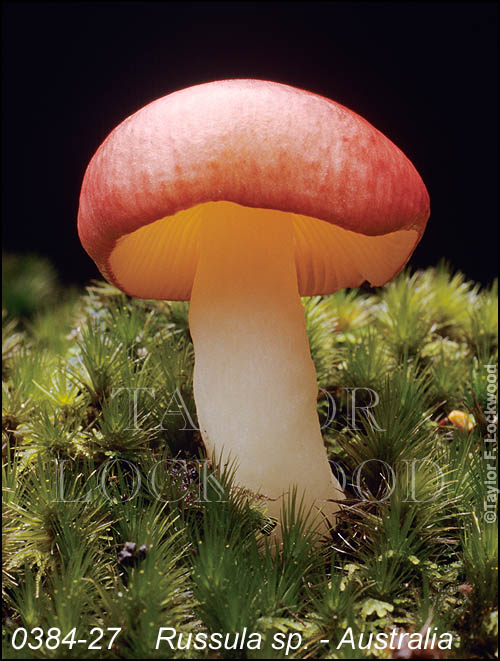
[78,79,429,534]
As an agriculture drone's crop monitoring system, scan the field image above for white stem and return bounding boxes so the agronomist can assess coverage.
[189,202,344,532]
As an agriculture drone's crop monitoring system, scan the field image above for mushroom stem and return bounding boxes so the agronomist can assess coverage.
[189,202,344,531]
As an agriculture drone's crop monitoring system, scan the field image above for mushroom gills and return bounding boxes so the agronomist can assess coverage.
[109,202,419,300]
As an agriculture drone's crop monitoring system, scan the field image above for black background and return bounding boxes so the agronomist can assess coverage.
[2,1,498,287]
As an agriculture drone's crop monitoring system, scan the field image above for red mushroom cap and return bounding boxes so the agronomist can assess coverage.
[78,79,430,299]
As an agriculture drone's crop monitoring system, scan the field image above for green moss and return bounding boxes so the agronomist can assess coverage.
[2,258,498,659]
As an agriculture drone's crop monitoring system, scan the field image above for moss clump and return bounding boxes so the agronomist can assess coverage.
[2,258,498,659]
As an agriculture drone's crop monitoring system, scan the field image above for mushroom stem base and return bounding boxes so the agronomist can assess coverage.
[189,202,344,534]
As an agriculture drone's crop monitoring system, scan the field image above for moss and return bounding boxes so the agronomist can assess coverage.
[2,258,498,659]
